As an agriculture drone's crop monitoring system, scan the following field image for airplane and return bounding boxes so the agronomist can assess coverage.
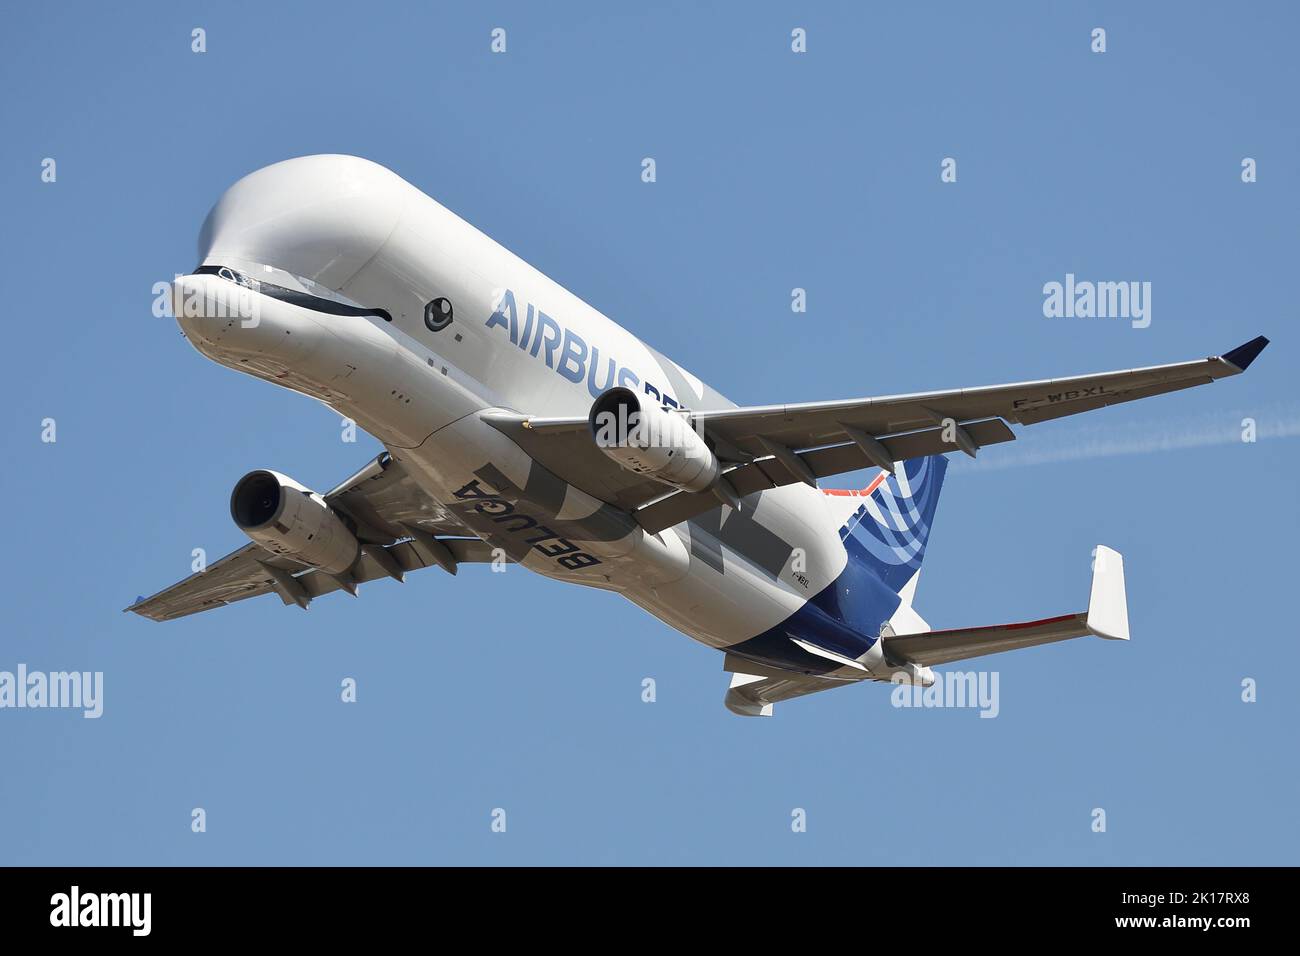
[128,154,1269,716]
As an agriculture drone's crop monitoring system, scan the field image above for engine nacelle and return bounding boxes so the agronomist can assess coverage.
[230,470,360,574]
[588,387,719,493]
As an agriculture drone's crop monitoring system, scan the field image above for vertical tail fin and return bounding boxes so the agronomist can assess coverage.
[828,455,949,593]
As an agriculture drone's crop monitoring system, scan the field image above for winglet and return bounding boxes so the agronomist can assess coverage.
[1221,335,1269,372]
[1086,546,1129,641]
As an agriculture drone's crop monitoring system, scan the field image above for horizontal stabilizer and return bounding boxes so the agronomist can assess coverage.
[883,545,1131,667]
[789,638,868,671]
[725,673,775,717]
[723,668,854,717]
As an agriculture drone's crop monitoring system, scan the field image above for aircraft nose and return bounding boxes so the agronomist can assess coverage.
[172,272,320,369]
[172,273,259,348]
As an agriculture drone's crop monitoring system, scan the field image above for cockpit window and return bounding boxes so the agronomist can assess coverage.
[194,265,392,322]
[216,265,256,290]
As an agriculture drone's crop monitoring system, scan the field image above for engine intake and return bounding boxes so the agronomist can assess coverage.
[588,387,719,493]
[230,470,360,574]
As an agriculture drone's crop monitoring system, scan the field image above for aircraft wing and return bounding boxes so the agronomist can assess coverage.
[126,453,496,622]
[515,336,1268,533]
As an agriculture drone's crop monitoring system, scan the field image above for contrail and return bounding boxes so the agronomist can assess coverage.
[950,406,1300,473]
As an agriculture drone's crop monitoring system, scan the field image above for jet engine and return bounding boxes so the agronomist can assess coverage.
[230,470,360,574]
[588,387,719,492]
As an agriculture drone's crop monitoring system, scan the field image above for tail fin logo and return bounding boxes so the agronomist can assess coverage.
[840,455,948,590]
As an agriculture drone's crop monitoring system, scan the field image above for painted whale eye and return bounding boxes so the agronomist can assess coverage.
[424,297,453,332]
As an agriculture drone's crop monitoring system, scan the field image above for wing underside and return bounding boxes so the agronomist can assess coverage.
[126,453,496,622]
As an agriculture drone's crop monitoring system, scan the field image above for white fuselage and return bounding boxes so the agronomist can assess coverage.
[176,155,887,672]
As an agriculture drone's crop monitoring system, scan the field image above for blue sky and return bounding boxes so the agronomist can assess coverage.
[1,1,1296,865]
